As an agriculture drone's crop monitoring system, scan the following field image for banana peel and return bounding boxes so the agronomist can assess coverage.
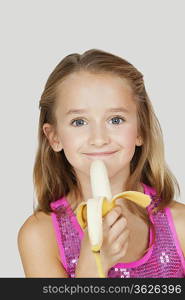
[76,160,151,277]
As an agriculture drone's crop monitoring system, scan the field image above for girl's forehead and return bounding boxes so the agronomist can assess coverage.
[56,72,134,109]
[55,76,137,119]
[56,71,133,96]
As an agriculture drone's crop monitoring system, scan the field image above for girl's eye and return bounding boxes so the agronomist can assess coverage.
[111,116,125,125]
[70,116,125,127]
[71,119,86,127]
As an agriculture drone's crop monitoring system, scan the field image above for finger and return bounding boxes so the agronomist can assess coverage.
[109,216,127,242]
[103,206,122,231]
[114,241,129,261]
[111,228,130,255]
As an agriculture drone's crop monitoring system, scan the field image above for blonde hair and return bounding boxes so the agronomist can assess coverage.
[33,49,180,225]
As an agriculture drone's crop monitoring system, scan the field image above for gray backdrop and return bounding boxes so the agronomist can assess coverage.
[0,0,184,277]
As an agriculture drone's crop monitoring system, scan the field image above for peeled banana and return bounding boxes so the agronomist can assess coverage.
[76,159,151,277]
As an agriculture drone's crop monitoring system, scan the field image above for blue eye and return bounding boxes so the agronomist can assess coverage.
[71,116,125,127]
[71,119,87,127]
[111,117,124,125]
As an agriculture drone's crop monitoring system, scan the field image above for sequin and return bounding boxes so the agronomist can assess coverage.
[160,252,170,264]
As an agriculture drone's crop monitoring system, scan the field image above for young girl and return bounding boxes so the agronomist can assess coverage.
[18,49,185,278]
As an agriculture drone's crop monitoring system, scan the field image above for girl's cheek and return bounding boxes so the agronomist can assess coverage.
[117,128,138,144]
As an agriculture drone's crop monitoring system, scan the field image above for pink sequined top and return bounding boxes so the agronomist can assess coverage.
[50,183,185,278]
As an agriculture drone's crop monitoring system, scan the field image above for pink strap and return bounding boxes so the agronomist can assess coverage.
[50,197,83,273]
[50,211,68,272]
[142,182,156,197]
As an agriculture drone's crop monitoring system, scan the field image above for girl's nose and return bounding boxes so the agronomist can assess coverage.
[89,125,110,146]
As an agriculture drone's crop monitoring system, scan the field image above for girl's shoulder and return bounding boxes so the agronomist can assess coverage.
[18,211,53,234]
[168,200,185,256]
[17,211,68,277]
[169,199,185,219]
[18,211,60,258]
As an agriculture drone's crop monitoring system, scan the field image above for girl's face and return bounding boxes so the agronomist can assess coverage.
[43,71,142,182]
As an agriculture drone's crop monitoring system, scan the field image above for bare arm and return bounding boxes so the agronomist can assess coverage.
[17,212,68,278]
[170,201,185,257]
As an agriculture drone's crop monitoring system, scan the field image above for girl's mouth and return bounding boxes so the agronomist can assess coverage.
[84,151,117,158]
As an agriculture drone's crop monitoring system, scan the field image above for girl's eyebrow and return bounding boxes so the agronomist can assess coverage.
[66,107,130,115]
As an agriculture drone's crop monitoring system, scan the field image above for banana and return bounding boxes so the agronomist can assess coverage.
[76,160,151,277]
[90,159,112,201]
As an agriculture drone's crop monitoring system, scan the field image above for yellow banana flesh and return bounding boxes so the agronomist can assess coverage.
[76,160,151,278]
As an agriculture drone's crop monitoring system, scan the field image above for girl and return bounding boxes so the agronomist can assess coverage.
[18,49,185,278]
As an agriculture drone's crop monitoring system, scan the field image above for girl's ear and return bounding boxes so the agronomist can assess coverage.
[135,136,143,146]
[42,123,63,152]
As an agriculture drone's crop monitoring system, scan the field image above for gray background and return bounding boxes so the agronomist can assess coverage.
[0,0,184,277]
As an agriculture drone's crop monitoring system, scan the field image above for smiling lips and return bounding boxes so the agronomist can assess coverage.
[84,151,117,156]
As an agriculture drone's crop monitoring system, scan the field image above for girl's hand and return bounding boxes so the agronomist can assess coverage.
[101,203,129,275]
[75,200,129,277]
